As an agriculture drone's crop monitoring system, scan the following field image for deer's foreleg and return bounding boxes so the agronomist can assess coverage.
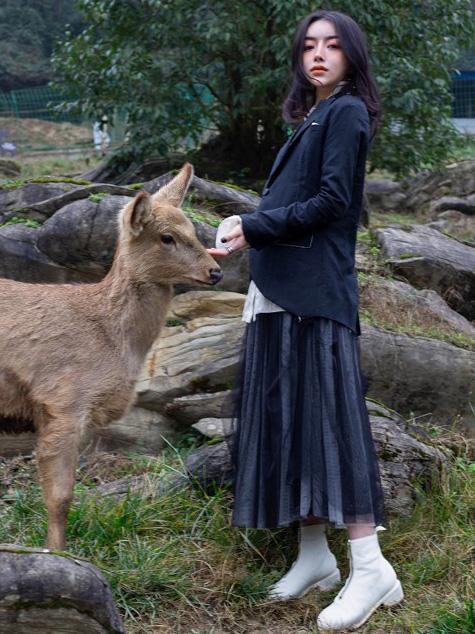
[37,417,80,550]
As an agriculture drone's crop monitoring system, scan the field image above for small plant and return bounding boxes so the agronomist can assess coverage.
[0,216,41,229]
[165,318,185,327]
[88,192,109,203]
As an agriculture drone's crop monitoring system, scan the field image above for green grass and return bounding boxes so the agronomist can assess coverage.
[0,430,473,633]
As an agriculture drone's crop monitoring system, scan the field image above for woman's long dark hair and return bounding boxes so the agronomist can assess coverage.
[283,10,381,139]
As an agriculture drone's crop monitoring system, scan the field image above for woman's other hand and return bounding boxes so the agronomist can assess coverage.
[207,218,249,258]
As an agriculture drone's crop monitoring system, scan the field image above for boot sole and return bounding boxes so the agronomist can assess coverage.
[268,568,341,602]
[317,579,404,632]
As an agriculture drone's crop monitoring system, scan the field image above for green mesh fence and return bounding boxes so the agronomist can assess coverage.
[0,86,82,124]
[0,86,129,153]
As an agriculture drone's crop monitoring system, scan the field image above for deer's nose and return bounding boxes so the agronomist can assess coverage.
[209,268,223,285]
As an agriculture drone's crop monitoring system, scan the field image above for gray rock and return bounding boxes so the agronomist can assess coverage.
[426,209,475,245]
[360,325,475,434]
[137,291,246,411]
[164,390,234,426]
[429,193,475,216]
[361,275,475,336]
[0,224,91,283]
[192,417,233,438]
[374,223,475,319]
[364,179,408,211]
[88,406,179,454]
[404,159,475,212]
[36,195,128,276]
[0,182,85,214]
[0,159,20,178]
[136,315,245,409]
[0,544,124,633]
[89,400,450,520]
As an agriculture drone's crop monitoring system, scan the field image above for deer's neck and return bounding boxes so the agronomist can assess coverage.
[99,254,173,371]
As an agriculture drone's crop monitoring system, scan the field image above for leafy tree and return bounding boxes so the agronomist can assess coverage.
[53,0,474,177]
[0,0,84,91]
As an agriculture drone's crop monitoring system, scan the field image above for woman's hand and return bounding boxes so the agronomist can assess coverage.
[207,219,249,258]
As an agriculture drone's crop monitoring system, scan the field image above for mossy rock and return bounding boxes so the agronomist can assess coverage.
[0,158,21,179]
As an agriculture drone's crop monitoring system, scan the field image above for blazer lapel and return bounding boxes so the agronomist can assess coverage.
[263,94,340,191]
[264,109,320,189]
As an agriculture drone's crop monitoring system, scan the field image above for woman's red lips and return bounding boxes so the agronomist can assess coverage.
[311,66,328,73]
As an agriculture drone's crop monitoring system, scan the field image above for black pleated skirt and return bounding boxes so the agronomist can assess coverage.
[230,312,385,529]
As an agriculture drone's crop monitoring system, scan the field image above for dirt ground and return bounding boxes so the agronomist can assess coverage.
[0,117,91,150]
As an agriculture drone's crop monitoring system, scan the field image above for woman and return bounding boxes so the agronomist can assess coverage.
[208,9,403,631]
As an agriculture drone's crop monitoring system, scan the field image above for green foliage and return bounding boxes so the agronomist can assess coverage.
[0,216,41,229]
[88,192,109,203]
[0,0,84,90]
[52,0,474,177]
[0,176,92,190]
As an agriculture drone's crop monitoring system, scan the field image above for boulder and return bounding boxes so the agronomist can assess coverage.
[360,325,475,433]
[360,275,475,336]
[137,291,245,413]
[136,315,246,410]
[404,159,475,212]
[192,417,233,438]
[0,182,86,216]
[164,390,234,426]
[0,544,124,633]
[92,470,188,500]
[429,193,475,217]
[36,195,128,276]
[0,224,92,284]
[364,179,408,212]
[374,223,475,319]
[0,159,20,178]
[88,406,178,454]
[426,209,475,245]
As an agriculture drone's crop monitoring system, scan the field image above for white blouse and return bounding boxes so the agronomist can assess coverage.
[241,80,350,324]
[242,279,285,323]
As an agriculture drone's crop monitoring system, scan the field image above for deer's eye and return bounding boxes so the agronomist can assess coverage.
[161,234,175,245]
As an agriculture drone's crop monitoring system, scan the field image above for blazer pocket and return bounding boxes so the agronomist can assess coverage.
[275,234,314,249]
[300,122,324,146]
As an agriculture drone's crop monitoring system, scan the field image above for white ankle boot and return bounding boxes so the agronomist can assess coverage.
[317,533,404,631]
[268,524,341,601]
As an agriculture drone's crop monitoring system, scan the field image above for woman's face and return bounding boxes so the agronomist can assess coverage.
[302,19,349,101]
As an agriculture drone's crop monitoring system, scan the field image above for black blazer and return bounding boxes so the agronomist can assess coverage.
[240,91,370,335]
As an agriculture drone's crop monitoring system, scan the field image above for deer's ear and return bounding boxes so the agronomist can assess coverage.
[152,162,194,207]
[123,191,152,237]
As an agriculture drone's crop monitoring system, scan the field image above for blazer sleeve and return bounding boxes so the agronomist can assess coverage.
[240,101,369,250]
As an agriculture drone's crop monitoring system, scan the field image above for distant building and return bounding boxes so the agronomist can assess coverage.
[451,41,475,134]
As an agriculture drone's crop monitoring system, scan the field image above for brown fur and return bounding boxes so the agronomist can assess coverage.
[0,163,221,549]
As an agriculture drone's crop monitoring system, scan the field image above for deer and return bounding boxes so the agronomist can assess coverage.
[0,163,222,550]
